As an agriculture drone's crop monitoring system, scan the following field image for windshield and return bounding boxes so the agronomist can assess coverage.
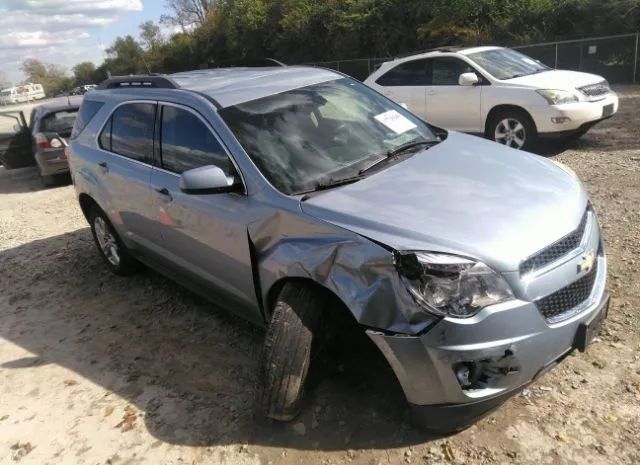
[0,90,10,96]
[467,48,550,80]
[220,77,437,195]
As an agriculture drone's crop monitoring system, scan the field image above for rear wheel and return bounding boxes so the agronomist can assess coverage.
[88,206,140,275]
[256,283,324,421]
[488,109,537,151]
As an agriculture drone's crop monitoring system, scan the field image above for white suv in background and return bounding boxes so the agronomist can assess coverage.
[365,46,619,150]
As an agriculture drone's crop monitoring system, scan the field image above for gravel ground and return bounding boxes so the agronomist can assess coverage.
[0,87,639,465]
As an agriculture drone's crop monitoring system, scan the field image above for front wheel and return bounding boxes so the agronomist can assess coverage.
[488,109,537,151]
[256,283,324,421]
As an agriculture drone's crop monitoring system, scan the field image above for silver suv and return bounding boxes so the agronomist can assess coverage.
[68,68,609,433]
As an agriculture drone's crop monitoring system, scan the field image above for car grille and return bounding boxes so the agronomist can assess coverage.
[520,209,589,275]
[535,263,598,322]
[578,81,610,98]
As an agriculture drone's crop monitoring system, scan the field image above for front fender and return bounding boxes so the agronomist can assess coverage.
[248,210,437,335]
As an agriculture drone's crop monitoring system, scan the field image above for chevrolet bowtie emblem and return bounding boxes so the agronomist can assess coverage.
[578,252,596,274]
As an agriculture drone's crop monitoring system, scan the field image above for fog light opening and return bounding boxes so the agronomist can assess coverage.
[453,362,478,388]
[551,117,572,124]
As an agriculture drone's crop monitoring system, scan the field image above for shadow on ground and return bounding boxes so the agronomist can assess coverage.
[0,229,437,451]
[0,166,71,194]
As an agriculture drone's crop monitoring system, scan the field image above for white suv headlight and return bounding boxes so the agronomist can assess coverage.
[536,89,579,105]
[395,252,514,318]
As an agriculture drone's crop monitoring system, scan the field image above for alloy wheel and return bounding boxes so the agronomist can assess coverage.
[94,216,120,267]
[494,118,526,149]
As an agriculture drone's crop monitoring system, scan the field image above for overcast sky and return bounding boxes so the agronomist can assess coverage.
[0,0,166,85]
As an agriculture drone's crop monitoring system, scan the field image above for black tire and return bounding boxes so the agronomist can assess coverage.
[256,283,325,421]
[88,205,140,276]
[487,108,537,151]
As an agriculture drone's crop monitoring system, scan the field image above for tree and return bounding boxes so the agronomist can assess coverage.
[0,71,12,89]
[139,21,163,50]
[20,58,71,96]
[104,36,148,75]
[161,0,217,31]
[72,61,97,86]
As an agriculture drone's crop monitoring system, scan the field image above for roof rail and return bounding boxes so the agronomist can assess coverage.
[394,46,466,60]
[206,58,287,69]
[96,75,180,90]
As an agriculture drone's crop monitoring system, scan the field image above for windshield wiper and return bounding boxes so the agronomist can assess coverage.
[303,175,363,195]
[358,140,438,175]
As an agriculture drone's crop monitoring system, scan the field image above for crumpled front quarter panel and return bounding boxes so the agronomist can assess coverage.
[248,209,436,334]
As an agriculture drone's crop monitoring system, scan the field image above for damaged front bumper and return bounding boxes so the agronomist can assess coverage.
[367,261,609,432]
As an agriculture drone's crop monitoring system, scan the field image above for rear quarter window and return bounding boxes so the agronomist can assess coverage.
[70,100,104,139]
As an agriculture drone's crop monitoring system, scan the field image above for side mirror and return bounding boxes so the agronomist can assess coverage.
[180,165,241,195]
[459,72,480,86]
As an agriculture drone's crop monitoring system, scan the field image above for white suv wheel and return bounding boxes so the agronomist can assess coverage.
[494,118,526,149]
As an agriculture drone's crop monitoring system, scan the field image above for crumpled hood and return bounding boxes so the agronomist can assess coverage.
[506,69,604,91]
[301,132,588,272]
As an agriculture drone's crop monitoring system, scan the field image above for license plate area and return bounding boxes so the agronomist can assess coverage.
[574,295,609,352]
[602,104,614,118]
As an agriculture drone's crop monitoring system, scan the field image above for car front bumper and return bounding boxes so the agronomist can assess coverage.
[367,254,608,431]
[35,150,69,176]
[530,93,619,134]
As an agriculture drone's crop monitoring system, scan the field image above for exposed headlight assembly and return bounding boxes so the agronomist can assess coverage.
[536,89,579,105]
[395,252,514,318]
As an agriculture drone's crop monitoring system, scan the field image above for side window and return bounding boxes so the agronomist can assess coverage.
[375,59,430,87]
[160,105,232,175]
[109,103,155,163]
[99,116,112,151]
[431,58,475,86]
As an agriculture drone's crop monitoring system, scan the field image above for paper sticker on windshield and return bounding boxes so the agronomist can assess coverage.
[374,110,417,134]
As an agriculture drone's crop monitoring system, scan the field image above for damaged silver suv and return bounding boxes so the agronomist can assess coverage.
[68,68,609,433]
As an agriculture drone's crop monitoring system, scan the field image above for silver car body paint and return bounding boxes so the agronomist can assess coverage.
[69,67,608,419]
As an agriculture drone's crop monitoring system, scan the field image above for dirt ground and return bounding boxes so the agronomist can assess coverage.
[1,88,639,465]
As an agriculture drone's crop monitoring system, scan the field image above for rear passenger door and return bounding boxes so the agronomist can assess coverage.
[149,103,259,323]
[96,102,158,250]
[372,59,429,119]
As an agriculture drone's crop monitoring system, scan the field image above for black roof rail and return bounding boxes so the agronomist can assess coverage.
[96,75,180,90]
[206,58,287,69]
[394,46,466,60]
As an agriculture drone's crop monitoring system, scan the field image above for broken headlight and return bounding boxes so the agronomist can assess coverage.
[395,252,514,318]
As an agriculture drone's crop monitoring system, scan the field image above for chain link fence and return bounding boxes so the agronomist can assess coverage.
[305,32,640,84]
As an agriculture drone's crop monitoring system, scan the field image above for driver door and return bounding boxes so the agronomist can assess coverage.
[0,111,34,169]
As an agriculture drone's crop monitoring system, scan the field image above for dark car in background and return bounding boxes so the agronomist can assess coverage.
[0,98,81,186]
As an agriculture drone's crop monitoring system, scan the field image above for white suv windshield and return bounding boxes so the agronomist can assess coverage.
[221,77,437,195]
[467,48,550,80]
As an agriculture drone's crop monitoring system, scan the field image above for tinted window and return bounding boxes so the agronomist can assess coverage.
[160,105,231,175]
[99,117,112,151]
[431,58,475,86]
[375,59,430,86]
[70,100,104,139]
[40,110,78,137]
[110,103,155,163]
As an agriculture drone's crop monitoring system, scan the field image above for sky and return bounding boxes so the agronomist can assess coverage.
[0,0,168,85]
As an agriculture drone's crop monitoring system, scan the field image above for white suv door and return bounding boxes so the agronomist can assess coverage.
[370,59,429,119]
[424,57,483,133]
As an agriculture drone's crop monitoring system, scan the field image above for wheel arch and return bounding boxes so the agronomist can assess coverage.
[78,192,100,222]
[484,104,537,137]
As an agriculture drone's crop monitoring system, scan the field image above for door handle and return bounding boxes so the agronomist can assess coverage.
[98,161,109,172]
[154,187,173,202]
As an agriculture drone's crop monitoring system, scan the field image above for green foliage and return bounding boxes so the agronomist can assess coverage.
[20,59,72,96]
[72,62,97,86]
[86,0,640,80]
